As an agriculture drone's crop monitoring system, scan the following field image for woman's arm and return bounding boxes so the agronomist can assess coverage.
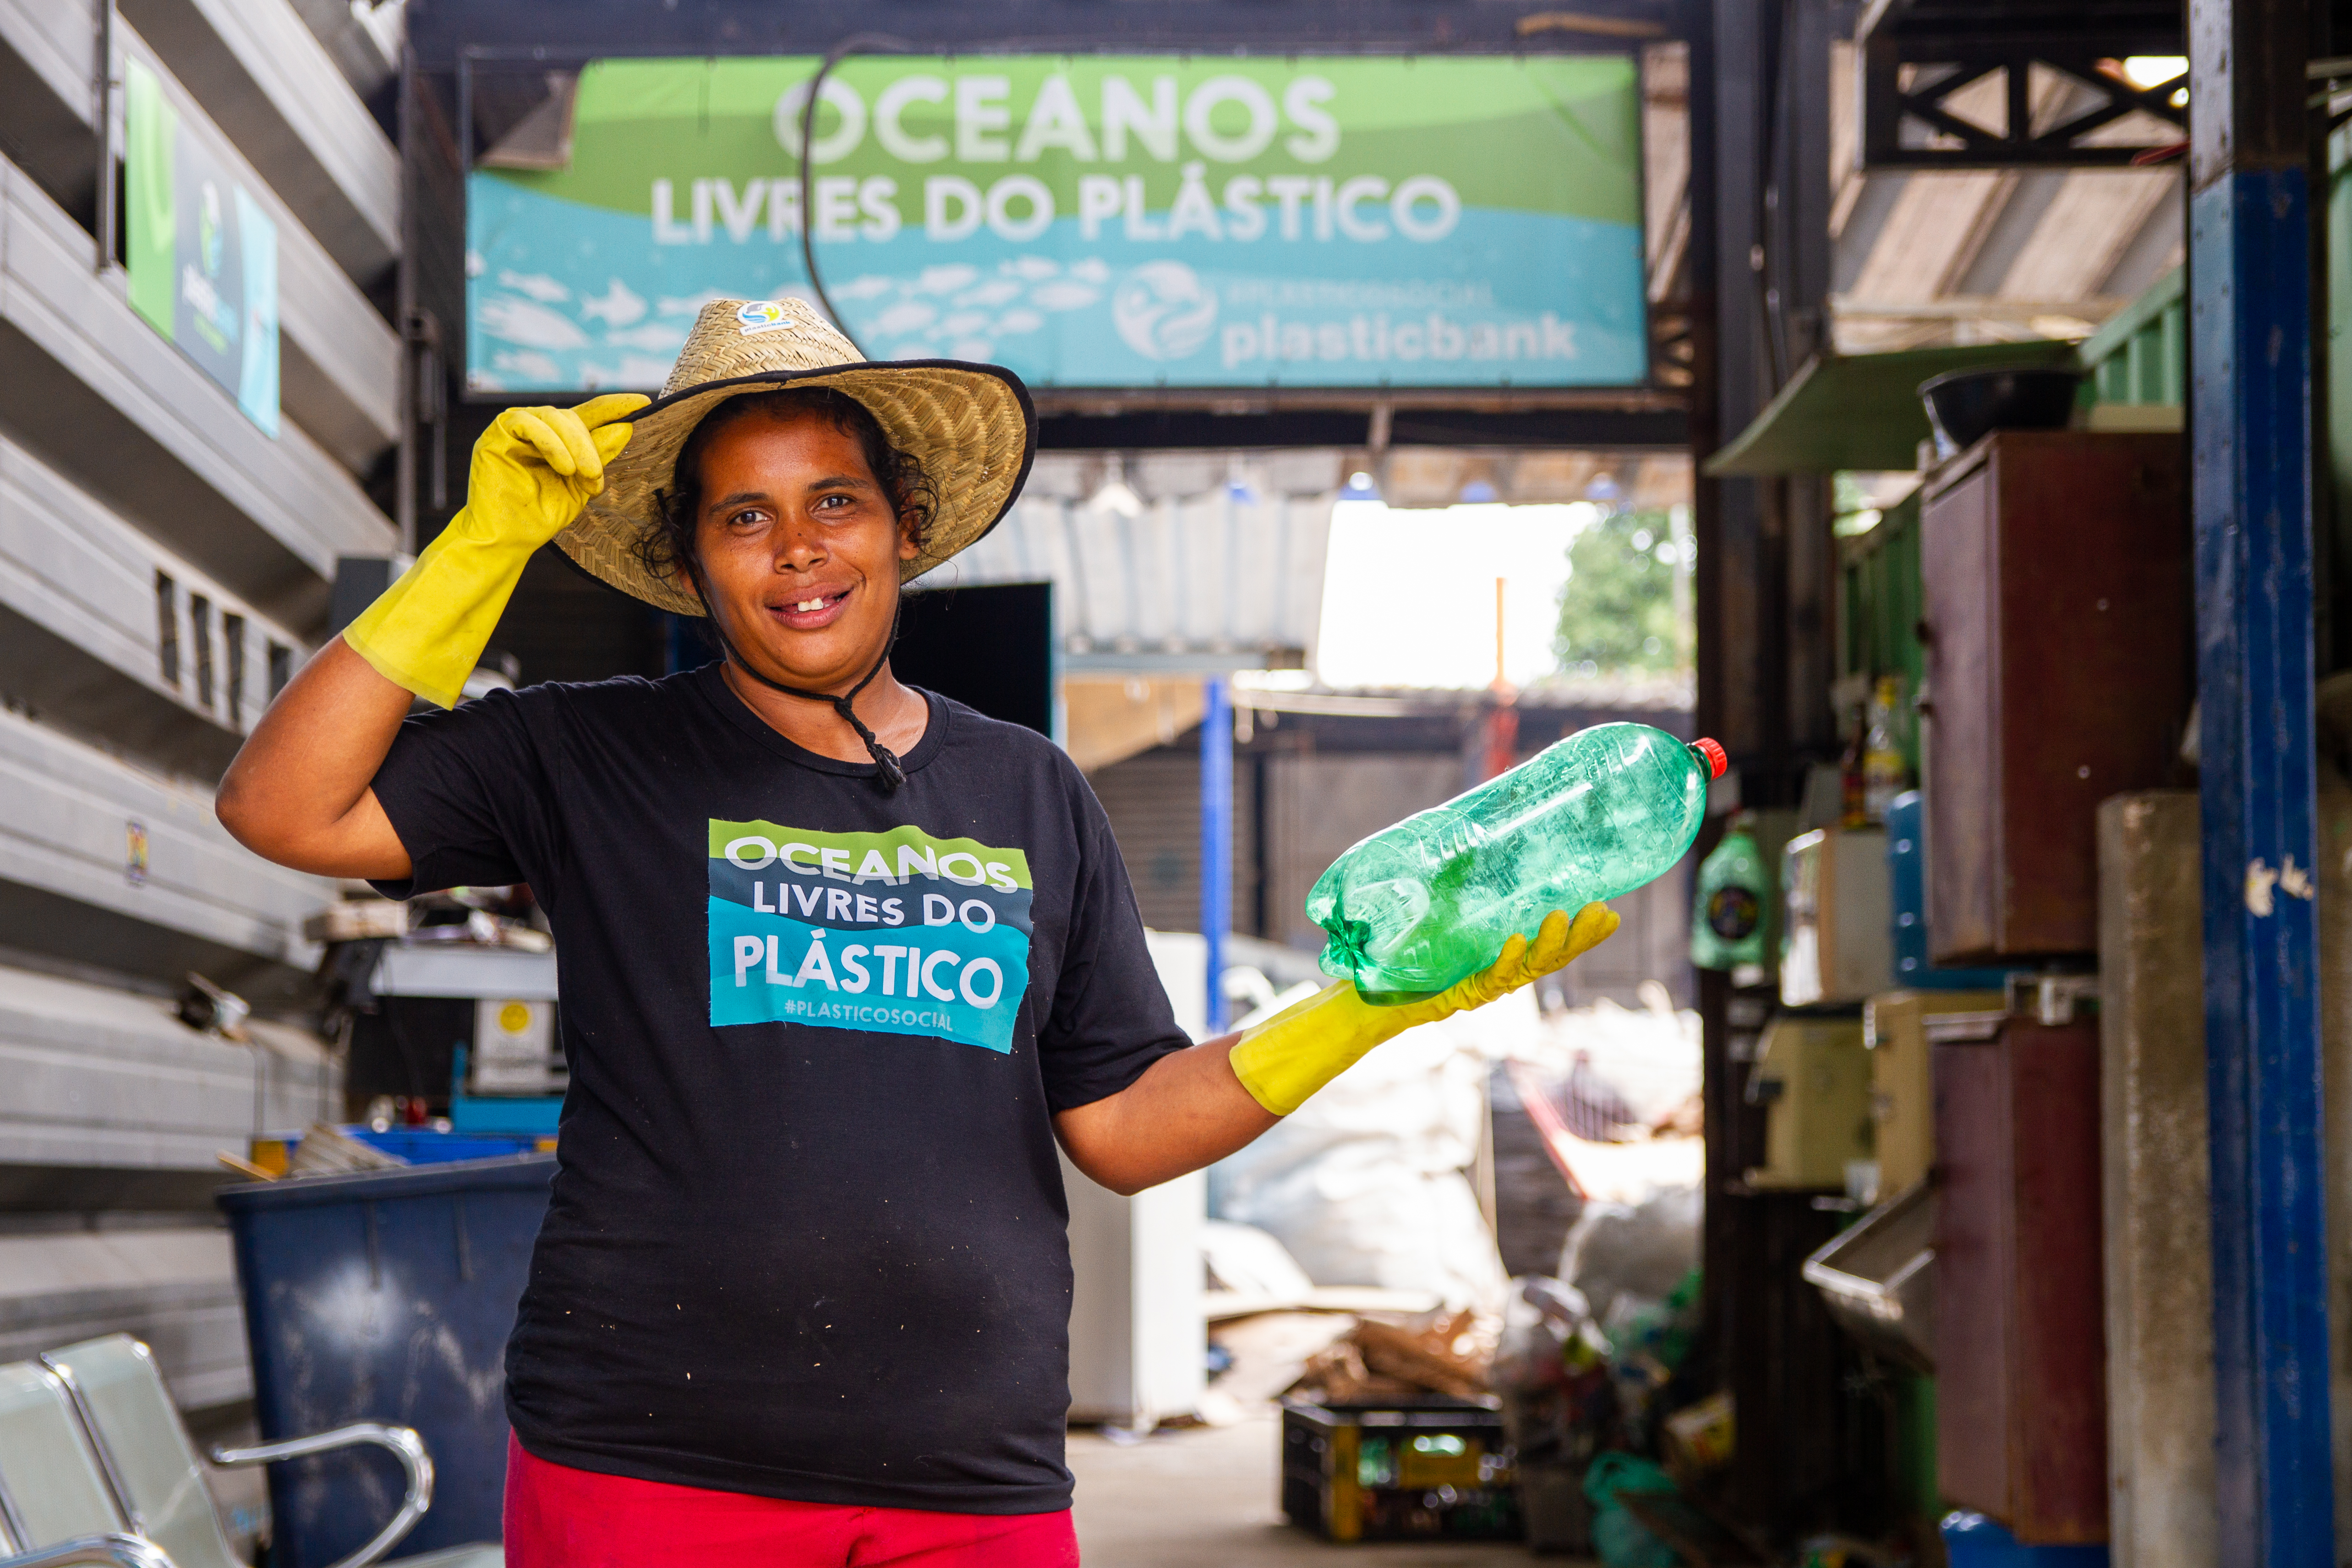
[1051,1038,1273,1195]
[218,397,643,881]
[215,640,415,878]
[1054,904,1620,1196]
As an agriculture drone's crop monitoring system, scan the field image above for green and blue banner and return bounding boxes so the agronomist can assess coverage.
[466,55,1645,392]
[707,820,1035,1054]
[125,55,279,435]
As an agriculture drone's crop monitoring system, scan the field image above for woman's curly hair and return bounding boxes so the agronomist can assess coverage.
[636,387,940,595]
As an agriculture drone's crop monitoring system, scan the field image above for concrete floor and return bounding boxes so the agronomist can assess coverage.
[1067,1411,1562,1568]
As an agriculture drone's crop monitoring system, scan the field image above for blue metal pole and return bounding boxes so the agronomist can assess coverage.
[1201,676,1231,1034]
[2190,2,2334,1559]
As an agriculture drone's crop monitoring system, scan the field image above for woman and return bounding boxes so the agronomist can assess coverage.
[218,300,1617,1566]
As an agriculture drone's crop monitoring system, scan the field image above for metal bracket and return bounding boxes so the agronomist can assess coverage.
[92,2,115,274]
[2006,971,2100,1027]
[1920,1009,2007,1044]
[401,307,447,510]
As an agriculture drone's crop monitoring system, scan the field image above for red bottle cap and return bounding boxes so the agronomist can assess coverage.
[1692,738,1728,779]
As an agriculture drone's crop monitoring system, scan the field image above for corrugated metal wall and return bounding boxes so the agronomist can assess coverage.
[1087,748,1260,936]
[1258,752,1466,956]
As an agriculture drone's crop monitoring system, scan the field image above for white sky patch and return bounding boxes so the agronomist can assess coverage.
[872,300,938,335]
[577,355,673,389]
[1314,498,1601,689]
[579,278,647,328]
[915,264,980,295]
[498,269,568,303]
[600,322,687,352]
[656,288,735,316]
[491,349,562,383]
[1030,280,1099,311]
[478,295,591,350]
[957,279,1025,308]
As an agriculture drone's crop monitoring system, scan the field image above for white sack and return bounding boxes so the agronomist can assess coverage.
[1214,1011,1512,1312]
[1557,1182,1703,1325]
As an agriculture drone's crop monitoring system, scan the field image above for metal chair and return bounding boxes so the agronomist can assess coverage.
[1,1542,175,1568]
[38,1339,498,1568]
[0,1359,178,1568]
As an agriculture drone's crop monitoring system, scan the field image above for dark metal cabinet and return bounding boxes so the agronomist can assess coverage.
[1934,1018,2109,1543]
[1918,432,2190,962]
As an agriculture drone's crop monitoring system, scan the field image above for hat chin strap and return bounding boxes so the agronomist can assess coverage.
[687,562,908,793]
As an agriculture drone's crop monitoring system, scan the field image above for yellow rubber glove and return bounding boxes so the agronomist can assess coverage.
[1229,904,1621,1116]
[342,394,649,707]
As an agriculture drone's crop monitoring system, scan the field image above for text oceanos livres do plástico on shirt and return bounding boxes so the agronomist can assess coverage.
[707,819,1035,1052]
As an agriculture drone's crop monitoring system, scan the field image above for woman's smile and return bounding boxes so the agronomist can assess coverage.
[767,582,857,632]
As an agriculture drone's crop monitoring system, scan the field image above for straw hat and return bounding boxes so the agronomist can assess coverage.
[557,297,1036,617]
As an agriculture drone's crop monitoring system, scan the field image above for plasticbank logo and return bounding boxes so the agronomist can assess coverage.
[1112,260,1217,361]
[704,820,1035,1054]
[735,298,804,336]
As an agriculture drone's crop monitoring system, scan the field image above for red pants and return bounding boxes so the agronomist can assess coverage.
[503,1435,1080,1567]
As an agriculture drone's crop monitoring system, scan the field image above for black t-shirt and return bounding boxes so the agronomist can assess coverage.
[367,665,1187,1513]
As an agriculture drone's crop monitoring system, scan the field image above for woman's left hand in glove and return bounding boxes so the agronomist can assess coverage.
[1225,903,1620,1116]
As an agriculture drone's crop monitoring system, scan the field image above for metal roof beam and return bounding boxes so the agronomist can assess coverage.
[1035,406,1689,451]
[1856,0,2188,170]
[405,0,1687,67]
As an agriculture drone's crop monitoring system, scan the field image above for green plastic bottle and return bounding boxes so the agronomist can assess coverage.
[1309,724,1725,999]
[1690,810,1769,971]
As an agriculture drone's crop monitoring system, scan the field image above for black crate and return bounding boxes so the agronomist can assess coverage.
[1280,1397,1522,1543]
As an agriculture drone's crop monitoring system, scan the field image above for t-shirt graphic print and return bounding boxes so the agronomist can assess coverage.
[706,820,1034,1053]
[366,674,1192,1512]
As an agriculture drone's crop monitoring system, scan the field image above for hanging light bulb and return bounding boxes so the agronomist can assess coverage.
[1225,454,1262,506]
[1090,455,1144,518]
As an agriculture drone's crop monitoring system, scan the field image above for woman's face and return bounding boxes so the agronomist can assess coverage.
[690,406,918,689]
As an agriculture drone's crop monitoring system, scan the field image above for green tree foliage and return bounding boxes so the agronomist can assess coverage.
[1554,505,1691,675]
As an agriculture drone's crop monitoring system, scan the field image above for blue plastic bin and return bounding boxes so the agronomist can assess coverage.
[264,1125,551,1167]
[340,1125,551,1164]
[218,1155,554,1567]
[1942,1511,2110,1566]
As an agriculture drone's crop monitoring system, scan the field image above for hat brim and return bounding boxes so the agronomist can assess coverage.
[557,360,1037,617]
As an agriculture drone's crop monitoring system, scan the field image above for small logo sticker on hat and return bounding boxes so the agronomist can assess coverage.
[736,300,800,337]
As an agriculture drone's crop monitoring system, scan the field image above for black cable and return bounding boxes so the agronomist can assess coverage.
[1756,0,1790,392]
[798,34,912,355]
[381,1005,433,1102]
